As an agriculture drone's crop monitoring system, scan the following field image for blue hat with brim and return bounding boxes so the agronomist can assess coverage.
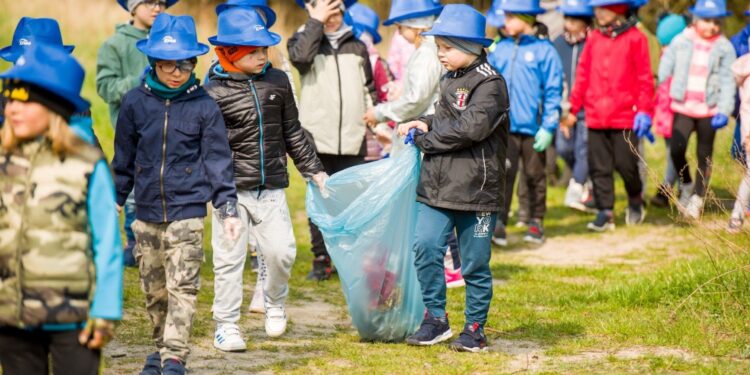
[589,0,630,6]
[215,0,277,28]
[117,0,179,11]
[136,14,209,60]
[295,0,357,9]
[557,0,594,17]
[209,6,281,47]
[383,0,443,26]
[1,44,89,112]
[487,0,506,27]
[0,17,75,63]
[689,0,732,19]
[498,0,546,15]
[346,4,382,44]
[423,4,493,47]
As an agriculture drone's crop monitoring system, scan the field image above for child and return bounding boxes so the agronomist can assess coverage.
[565,0,655,231]
[553,0,594,213]
[112,14,240,375]
[488,0,563,245]
[398,4,509,352]
[0,44,122,374]
[730,4,750,164]
[97,0,176,267]
[288,0,375,281]
[729,53,750,232]
[204,6,327,350]
[658,0,736,220]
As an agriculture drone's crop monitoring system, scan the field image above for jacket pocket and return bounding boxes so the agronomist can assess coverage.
[133,164,161,206]
[166,162,209,204]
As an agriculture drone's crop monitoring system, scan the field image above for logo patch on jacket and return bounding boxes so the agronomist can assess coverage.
[452,88,470,111]
[269,94,276,101]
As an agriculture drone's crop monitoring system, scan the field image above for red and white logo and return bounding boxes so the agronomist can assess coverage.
[452,88,470,111]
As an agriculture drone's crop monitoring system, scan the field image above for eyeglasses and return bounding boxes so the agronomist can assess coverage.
[143,0,168,9]
[156,59,197,74]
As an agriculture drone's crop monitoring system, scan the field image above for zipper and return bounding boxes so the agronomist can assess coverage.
[508,40,520,91]
[480,149,487,191]
[249,80,265,186]
[334,49,343,154]
[15,144,40,327]
[159,100,171,223]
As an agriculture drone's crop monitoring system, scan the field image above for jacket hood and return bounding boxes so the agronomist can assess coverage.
[116,23,149,40]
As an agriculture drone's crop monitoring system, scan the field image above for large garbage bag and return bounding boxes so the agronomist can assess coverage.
[306,145,425,342]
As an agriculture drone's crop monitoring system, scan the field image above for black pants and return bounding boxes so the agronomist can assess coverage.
[588,129,643,210]
[0,327,100,375]
[670,113,716,198]
[501,134,547,224]
[309,154,367,258]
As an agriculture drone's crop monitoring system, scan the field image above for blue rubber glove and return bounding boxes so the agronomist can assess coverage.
[404,128,423,145]
[633,112,652,137]
[711,113,729,130]
[533,128,554,152]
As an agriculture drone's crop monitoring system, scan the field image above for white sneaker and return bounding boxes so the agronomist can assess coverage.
[214,324,246,352]
[685,195,704,220]
[677,182,694,212]
[564,180,586,212]
[265,306,287,338]
[248,284,265,314]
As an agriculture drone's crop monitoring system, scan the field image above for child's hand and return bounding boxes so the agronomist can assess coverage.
[307,0,343,23]
[560,125,571,140]
[116,205,122,214]
[711,113,729,130]
[78,319,115,350]
[562,113,577,129]
[363,107,377,127]
[397,121,428,137]
[311,172,330,198]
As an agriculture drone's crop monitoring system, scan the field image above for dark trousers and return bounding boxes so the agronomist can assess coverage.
[309,154,367,258]
[670,113,716,198]
[587,129,643,210]
[500,134,547,224]
[0,327,100,375]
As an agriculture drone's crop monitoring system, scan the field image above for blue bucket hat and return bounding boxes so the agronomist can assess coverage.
[498,0,546,15]
[383,0,444,26]
[0,17,75,63]
[1,44,89,113]
[487,0,506,27]
[423,4,493,47]
[589,0,630,6]
[136,14,209,60]
[294,0,357,9]
[209,6,281,47]
[345,4,382,44]
[117,0,179,12]
[557,0,594,17]
[689,0,731,19]
[215,0,277,28]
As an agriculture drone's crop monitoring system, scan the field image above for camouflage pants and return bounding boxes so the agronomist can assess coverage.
[132,218,204,364]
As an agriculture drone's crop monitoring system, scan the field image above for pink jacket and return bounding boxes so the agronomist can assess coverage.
[653,77,674,139]
[733,54,750,149]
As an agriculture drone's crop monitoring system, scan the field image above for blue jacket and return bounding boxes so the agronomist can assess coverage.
[731,24,750,58]
[488,34,563,136]
[553,35,586,119]
[112,82,238,223]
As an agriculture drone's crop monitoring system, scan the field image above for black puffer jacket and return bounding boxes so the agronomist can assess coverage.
[414,56,510,212]
[204,64,323,190]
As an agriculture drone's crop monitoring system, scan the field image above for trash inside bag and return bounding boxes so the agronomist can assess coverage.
[306,145,425,342]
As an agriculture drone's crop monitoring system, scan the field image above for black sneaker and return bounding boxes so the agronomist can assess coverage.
[139,352,161,375]
[649,185,671,208]
[306,255,332,281]
[162,359,185,375]
[523,220,545,244]
[406,314,452,346]
[450,323,488,353]
[625,204,646,226]
[491,223,508,247]
[587,210,615,232]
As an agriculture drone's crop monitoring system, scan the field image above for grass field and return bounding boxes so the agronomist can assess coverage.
[2,1,750,374]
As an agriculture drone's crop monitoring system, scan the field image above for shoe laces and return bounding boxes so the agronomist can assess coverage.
[220,324,240,336]
[266,306,285,319]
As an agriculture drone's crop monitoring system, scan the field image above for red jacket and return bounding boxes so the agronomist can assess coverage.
[570,27,655,130]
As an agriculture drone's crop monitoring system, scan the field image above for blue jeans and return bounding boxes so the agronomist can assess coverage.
[413,203,496,326]
[556,116,589,184]
[123,191,136,266]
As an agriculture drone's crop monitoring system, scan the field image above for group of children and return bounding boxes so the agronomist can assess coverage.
[2,0,750,372]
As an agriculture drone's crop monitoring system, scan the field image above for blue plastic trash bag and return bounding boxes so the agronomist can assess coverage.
[306,145,425,342]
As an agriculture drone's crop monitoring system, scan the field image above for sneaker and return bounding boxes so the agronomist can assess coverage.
[248,283,265,314]
[124,244,137,268]
[406,314,452,346]
[265,306,287,338]
[587,210,615,232]
[684,195,704,220]
[523,220,545,244]
[491,223,508,247]
[625,204,646,226]
[564,180,587,212]
[727,217,744,234]
[162,359,186,375]
[677,182,694,211]
[306,255,332,281]
[445,268,465,288]
[213,324,246,352]
[139,352,161,375]
[649,185,671,208]
[449,323,488,353]
[514,220,528,228]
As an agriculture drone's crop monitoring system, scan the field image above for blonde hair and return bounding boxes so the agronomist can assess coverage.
[1,110,84,156]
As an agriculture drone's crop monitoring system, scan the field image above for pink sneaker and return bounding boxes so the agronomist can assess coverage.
[445,268,465,288]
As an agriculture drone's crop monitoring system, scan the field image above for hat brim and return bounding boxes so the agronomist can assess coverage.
[556,6,594,17]
[499,6,546,15]
[486,13,505,28]
[118,0,179,11]
[383,6,443,26]
[423,31,494,48]
[0,70,90,112]
[215,4,277,28]
[136,39,210,60]
[0,44,75,63]
[589,0,630,7]
[208,31,282,47]
[689,7,732,19]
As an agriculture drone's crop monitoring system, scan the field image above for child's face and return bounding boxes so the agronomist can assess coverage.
[503,13,531,37]
[324,11,343,33]
[694,18,722,39]
[4,100,50,140]
[132,0,167,29]
[396,25,420,44]
[154,59,195,88]
[564,17,588,34]
[233,48,268,75]
[594,7,619,26]
[436,38,477,72]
